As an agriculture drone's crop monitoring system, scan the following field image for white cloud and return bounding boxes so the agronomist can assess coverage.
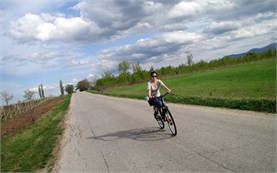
[10,13,92,42]
[10,13,45,39]
[83,31,203,75]
[227,14,277,41]
[162,31,202,44]
[206,0,235,12]
[203,21,241,35]
[68,59,90,67]
[29,84,57,92]
[9,0,276,45]
[53,17,91,40]
[168,1,202,18]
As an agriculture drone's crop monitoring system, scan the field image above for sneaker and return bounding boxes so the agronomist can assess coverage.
[161,114,166,121]
[166,116,173,124]
[154,111,159,119]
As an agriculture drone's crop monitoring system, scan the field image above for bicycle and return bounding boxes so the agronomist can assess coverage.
[147,92,177,136]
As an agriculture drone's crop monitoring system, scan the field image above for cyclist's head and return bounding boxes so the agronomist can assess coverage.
[150,71,157,78]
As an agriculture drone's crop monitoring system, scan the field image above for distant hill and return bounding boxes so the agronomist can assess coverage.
[227,43,276,58]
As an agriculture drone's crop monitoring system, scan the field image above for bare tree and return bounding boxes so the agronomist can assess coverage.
[0,91,14,105]
[38,84,45,98]
[38,85,42,98]
[23,89,36,101]
[118,60,130,75]
[149,66,154,73]
[132,62,142,73]
[102,71,113,78]
[41,84,45,98]
[187,53,194,66]
[60,80,64,96]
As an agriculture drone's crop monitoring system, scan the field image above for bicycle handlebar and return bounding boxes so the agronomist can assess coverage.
[161,92,170,97]
[146,92,173,101]
[153,92,173,97]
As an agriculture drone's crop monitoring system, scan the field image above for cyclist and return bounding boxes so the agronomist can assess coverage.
[147,71,171,119]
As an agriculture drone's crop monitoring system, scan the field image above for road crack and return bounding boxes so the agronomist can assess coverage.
[87,117,111,173]
[100,151,111,173]
[194,151,237,172]
[171,139,237,172]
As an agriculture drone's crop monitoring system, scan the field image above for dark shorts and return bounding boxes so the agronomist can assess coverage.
[149,96,162,109]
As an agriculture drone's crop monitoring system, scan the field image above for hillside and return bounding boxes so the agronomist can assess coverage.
[94,47,276,90]
[90,58,276,113]
[227,43,276,58]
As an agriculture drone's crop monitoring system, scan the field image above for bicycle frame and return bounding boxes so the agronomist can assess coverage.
[153,92,177,136]
[154,92,169,117]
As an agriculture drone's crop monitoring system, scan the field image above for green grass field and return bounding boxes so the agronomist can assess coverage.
[90,58,276,112]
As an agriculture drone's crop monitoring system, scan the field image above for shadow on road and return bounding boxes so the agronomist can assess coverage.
[87,127,173,141]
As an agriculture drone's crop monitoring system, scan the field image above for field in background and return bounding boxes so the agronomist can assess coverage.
[89,58,276,113]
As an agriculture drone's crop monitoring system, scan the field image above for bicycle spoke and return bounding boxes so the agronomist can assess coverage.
[165,110,177,136]
[156,111,164,129]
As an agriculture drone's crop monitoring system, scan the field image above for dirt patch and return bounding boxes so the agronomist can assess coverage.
[1,97,63,137]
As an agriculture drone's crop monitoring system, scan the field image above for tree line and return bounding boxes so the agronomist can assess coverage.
[0,80,75,106]
[0,78,91,105]
[94,49,276,90]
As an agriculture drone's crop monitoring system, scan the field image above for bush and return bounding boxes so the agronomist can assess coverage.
[168,95,276,113]
[76,79,90,91]
[65,84,74,94]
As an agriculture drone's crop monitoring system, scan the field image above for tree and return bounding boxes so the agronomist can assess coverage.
[65,84,74,94]
[102,71,113,78]
[38,85,41,98]
[76,79,90,91]
[59,80,64,96]
[149,66,154,72]
[132,62,142,73]
[187,53,194,66]
[23,89,36,101]
[38,84,45,98]
[0,91,13,105]
[118,60,130,75]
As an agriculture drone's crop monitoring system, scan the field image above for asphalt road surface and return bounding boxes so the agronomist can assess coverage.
[55,92,276,172]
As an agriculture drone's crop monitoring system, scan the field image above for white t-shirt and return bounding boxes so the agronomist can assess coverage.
[147,79,165,97]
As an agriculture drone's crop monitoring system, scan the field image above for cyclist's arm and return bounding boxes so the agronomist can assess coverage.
[163,85,171,93]
[148,89,153,99]
[159,80,171,93]
[147,82,153,99]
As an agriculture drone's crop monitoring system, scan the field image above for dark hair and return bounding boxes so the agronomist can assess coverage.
[150,71,157,77]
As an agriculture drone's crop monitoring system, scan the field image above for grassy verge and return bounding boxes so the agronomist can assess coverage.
[1,94,71,172]
[89,58,276,113]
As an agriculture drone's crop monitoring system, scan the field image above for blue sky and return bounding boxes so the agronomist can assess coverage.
[1,0,276,105]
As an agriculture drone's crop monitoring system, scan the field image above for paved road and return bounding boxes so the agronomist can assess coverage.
[55,92,276,172]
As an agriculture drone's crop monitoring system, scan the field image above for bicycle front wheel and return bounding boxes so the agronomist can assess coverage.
[165,109,177,136]
[156,111,165,129]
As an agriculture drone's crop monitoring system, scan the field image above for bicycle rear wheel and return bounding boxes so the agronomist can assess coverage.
[156,111,165,129]
[165,109,177,136]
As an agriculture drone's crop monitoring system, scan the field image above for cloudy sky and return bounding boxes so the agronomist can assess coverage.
[1,0,276,104]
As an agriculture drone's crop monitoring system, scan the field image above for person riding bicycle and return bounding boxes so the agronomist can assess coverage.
[147,71,171,119]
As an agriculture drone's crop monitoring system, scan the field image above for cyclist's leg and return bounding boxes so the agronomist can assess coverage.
[154,98,162,111]
[156,97,164,119]
[151,98,161,119]
[153,106,159,119]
